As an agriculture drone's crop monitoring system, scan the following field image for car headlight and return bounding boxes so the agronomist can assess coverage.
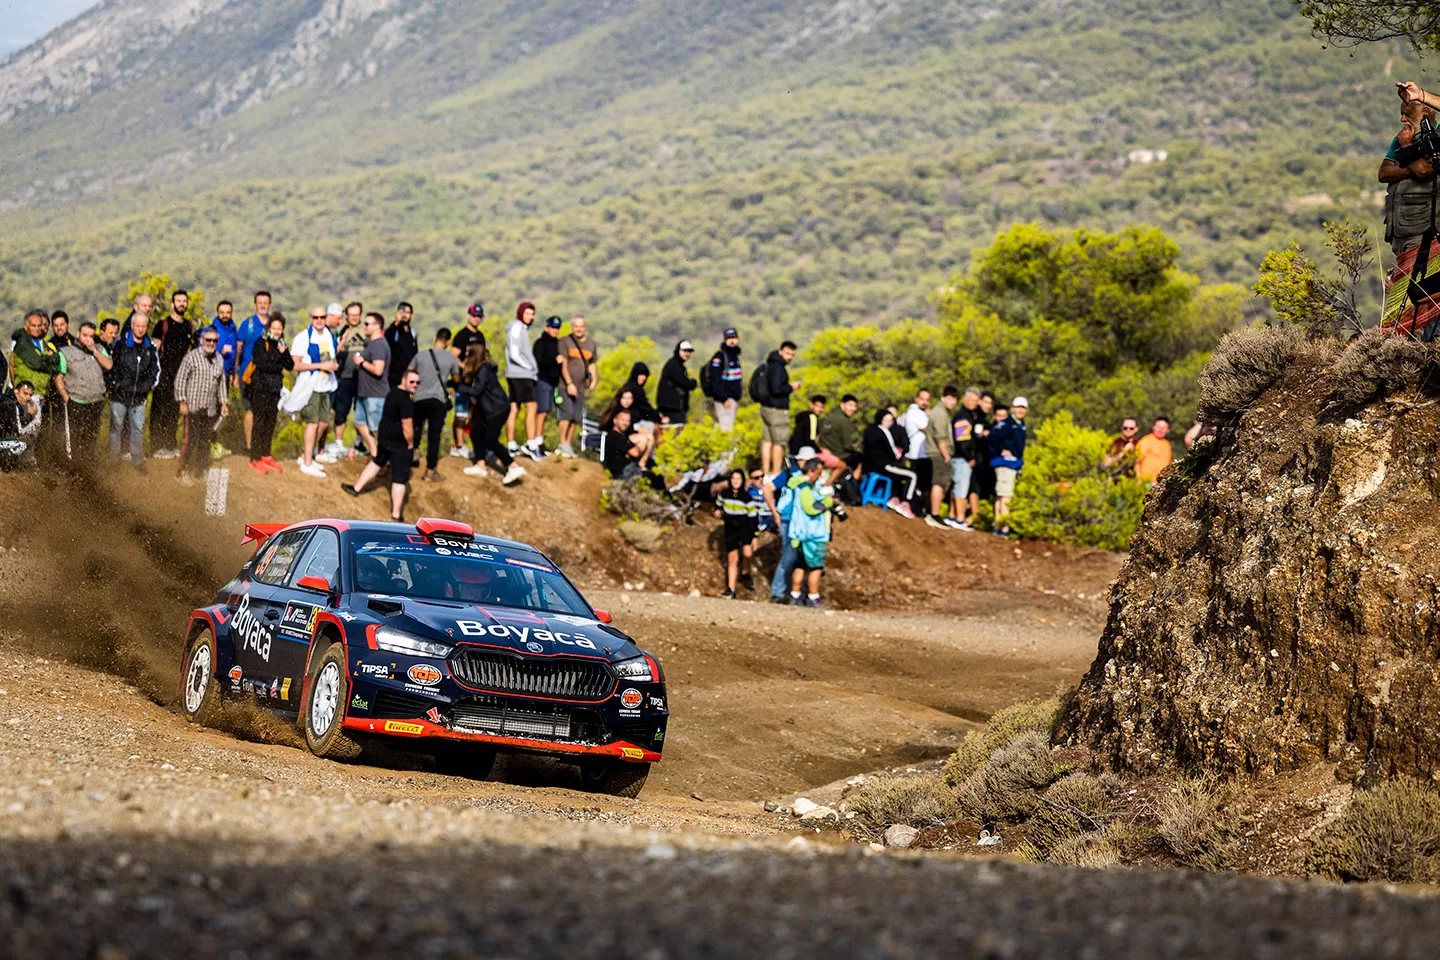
[612,656,654,682]
[374,627,451,659]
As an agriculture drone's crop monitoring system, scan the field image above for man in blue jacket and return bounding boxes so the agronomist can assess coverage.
[704,328,743,431]
[202,300,240,386]
[987,397,1028,538]
[107,300,161,472]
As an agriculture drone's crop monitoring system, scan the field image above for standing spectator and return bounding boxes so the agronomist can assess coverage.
[149,289,195,460]
[533,316,563,447]
[786,458,836,607]
[704,328,743,431]
[656,340,697,427]
[342,368,420,522]
[204,300,239,388]
[289,306,340,478]
[384,302,418,388]
[328,301,367,458]
[816,394,862,484]
[236,291,271,457]
[9,309,64,409]
[1102,418,1140,473]
[988,398,1028,538]
[351,312,391,457]
[970,391,997,510]
[313,302,347,456]
[409,328,460,482]
[49,311,74,349]
[898,389,933,516]
[95,318,118,382]
[556,315,598,458]
[762,447,808,603]
[950,387,985,529]
[449,303,486,457]
[57,322,107,463]
[107,303,160,472]
[1135,416,1173,484]
[861,409,917,518]
[600,408,649,479]
[504,301,541,459]
[456,339,525,486]
[714,468,761,598]
[790,395,825,456]
[40,310,73,455]
[757,340,800,475]
[172,328,229,486]
[926,386,958,529]
[246,317,293,474]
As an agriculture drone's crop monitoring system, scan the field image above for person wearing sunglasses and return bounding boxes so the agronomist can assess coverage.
[171,327,229,486]
[1102,417,1140,476]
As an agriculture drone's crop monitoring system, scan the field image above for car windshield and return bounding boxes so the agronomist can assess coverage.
[349,534,591,617]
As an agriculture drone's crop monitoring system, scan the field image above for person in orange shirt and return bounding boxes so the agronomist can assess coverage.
[1135,416,1173,483]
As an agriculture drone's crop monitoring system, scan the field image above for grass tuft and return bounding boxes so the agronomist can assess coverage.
[955,730,1059,823]
[847,775,962,831]
[1327,326,1427,408]
[1155,777,1240,871]
[1309,779,1440,883]
[942,698,1062,787]
[1194,324,1307,423]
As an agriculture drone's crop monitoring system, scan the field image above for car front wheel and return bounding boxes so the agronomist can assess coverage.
[579,759,650,798]
[303,642,362,761]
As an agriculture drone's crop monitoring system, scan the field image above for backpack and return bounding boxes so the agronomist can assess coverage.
[775,481,796,523]
[748,361,771,404]
[699,355,716,398]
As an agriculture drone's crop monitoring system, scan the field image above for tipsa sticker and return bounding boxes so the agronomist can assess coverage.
[383,721,425,735]
[407,664,442,686]
[620,688,643,709]
[620,747,644,760]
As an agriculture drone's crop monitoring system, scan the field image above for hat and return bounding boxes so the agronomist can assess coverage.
[723,327,738,339]
[467,302,485,319]
[796,445,818,460]
[326,302,343,315]
[1012,396,1029,408]
[678,340,694,351]
[545,316,563,329]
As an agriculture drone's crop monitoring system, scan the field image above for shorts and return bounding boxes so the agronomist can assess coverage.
[930,457,949,488]
[558,388,586,424]
[634,420,656,432]
[535,379,557,415]
[714,400,737,432]
[332,378,357,425]
[300,389,333,424]
[356,396,386,432]
[373,443,412,485]
[239,385,252,410]
[453,393,471,419]
[795,539,828,570]
[760,406,791,445]
[994,466,1018,499]
[508,378,537,405]
[723,525,756,553]
[951,457,973,500]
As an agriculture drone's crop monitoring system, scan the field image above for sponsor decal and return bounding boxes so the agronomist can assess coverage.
[526,641,544,653]
[231,592,274,662]
[620,688,643,709]
[229,666,243,682]
[620,747,644,760]
[426,707,442,723]
[504,557,553,572]
[281,678,292,701]
[336,611,357,622]
[432,534,492,550]
[351,694,369,709]
[655,729,664,741]
[455,620,597,650]
[407,664,442,686]
[279,602,319,639]
[358,663,392,677]
[383,721,425,735]
[403,685,451,702]
[549,614,599,628]
[269,679,280,699]
[649,696,665,710]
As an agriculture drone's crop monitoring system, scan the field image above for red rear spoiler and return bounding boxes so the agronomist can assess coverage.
[242,523,289,547]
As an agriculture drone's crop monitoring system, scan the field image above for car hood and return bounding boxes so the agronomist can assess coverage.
[353,596,643,662]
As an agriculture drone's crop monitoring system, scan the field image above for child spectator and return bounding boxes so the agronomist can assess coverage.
[714,468,761,598]
[786,458,836,607]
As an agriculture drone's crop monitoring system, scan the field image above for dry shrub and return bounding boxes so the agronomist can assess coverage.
[1155,777,1240,871]
[848,775,961,831]
[942,698,1062,787]
[1194,324,1307,424]
[955,730,1058,823]
[601,480,678,524]
[1327,326,1427,408]
[616,519,664,553]
[1025,773,1114,859]
[1047,831,1123,868]
[1309,779,1440,883]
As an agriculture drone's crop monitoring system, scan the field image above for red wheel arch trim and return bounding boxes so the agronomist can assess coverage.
[299,612,352,719]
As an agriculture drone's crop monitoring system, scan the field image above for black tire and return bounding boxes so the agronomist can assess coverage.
[178,627,221,725]
[579,759,650,798]
[432,743,497,780]
[302,642,363,761]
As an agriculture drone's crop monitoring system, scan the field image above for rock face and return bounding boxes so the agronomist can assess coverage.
[1059,339,1440,783]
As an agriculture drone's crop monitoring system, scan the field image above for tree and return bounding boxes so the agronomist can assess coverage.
[1299,2,1440,52]
[1253,220,1371,339]
[98,273,207,328]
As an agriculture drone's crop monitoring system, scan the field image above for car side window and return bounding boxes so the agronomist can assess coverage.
[289,529,340,589]
[253,531,310,587]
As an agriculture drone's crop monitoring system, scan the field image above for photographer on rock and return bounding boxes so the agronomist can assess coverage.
[1382,82,1440,336]
[1382,85,1438,256]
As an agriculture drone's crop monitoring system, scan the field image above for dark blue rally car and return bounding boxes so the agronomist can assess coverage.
[177,517,667,797]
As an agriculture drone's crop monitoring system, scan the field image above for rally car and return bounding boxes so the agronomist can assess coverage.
[177,517,667,797]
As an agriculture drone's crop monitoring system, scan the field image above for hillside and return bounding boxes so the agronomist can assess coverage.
[0,0,1417,343]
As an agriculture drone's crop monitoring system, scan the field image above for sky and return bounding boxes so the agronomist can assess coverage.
[0,0,96,58]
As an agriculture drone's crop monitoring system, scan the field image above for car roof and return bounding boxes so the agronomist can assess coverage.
[335,520,545,557]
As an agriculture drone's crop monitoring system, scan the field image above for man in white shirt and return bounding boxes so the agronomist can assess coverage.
[897,388,934,517]
[290,306,340,477]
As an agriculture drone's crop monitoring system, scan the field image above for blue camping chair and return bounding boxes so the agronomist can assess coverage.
[860,472,892,509]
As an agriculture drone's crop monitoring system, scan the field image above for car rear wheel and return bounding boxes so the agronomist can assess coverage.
[432,743,496,780]
[579,759,650,798]
[303,642,362,761]
[179,628,221,725]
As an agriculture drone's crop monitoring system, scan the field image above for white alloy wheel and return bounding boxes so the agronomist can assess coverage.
[310,661,341,736]
[183,642,213,715]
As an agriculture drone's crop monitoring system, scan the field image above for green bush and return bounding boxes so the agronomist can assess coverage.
[848,775,962,831]
[953,729,1059,822]
[1309,780,1440,883]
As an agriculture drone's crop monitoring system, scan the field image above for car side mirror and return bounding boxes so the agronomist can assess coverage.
[595,609,612,624]
[296,575,331,594]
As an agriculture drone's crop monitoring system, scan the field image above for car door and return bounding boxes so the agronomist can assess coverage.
[269,527,342,707]
[236,529,312,703]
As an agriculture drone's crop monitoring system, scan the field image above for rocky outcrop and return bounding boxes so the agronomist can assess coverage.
[1059,333,1440,783]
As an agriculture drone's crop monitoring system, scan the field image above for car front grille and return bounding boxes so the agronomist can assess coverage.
[449,649,614,701]
[371,689,434,719]
[609,720,662,747]
[451,697,573,741]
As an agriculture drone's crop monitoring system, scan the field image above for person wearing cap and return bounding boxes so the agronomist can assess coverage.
[533,316,564,448]
[761,444,811,602]
[450,302,486,457]
[556,315,598,459]
[657,339,698,426]
[704,328,743,431]
[988,396,1029,538]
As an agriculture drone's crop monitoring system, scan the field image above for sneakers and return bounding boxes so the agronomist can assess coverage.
[249,459,268,474]
[341,483,360,498]
[462,462,489,478]
[261,456,282,473]
[739,572,755,591]
[524,442,545,462]
[557,442,576,459]
[891,500,916,519]
[942,517,971,531]
[502,464,527,486]
[151,448,180,460]
[316,451,338,465]
[808,595,826,608]
[924,515,945,529]
[422,469,441,483]
[720,588,736,599]
[449,446,470,459]
[298,459,327,478]
[507,441,520,456]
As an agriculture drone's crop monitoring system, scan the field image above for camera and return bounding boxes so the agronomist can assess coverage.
[831,502,849,522]
[1394,116,1440,167]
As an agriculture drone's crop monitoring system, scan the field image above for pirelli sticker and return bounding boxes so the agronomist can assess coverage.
[383,721,425,736]
[620,747,644,760]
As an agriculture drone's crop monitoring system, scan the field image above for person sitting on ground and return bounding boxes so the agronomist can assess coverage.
[601,408,650,480]
[816,394,862,485]
[861,409,917,518]
[609,363,661,434]
[713,468,761,598]
[656,340,697,427]
[790,395,825,457]
[1103,417,1140,474]
[1135,416,1173,484]
[456,340,526,486]
[600,388,656,463]
[246,317,294,474]
[342,368,420,522]
[786,457,837,608]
